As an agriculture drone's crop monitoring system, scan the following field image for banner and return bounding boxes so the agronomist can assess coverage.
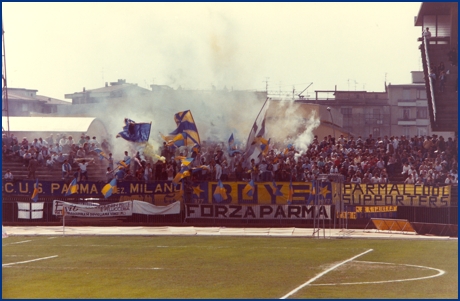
[337,206,398,220]
[343,183,451,207]
[53,200,133,217]
[3,181,452,207]
[52,200,181,217]
[17,202,44,219]
[185,204,331,220]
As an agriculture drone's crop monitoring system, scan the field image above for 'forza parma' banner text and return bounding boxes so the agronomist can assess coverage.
[186,204,331,220]
[343,183,451,207]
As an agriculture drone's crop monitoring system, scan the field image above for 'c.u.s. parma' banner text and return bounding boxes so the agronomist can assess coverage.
[343,183,451,207]
[3,180,451,207]
[186,204,331,220]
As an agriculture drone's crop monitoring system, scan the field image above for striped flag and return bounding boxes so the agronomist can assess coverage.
[242,179,255,198]
[213,180,228,203]
[65,178,78,196]
[101,178,117,199]
[270,179,284,197]
[31,179,39,202]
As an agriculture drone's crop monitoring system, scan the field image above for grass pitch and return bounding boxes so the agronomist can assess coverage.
[2,235,458,299]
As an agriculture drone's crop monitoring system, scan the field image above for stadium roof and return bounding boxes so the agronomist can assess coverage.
[2,117,108,138]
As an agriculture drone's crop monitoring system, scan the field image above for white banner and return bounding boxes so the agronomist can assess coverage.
[186,204,331,220]
[132,200,181,215]
[53,200,132,217]
[17,202,44,219]
[53,200,181,217]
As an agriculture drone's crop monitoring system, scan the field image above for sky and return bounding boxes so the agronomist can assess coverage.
[2,2,423,101]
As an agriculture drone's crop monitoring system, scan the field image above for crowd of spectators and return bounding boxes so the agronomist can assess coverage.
[2,132,110,181]
[2,131,458,186]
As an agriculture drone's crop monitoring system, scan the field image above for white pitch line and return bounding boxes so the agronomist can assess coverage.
[280,249,373,299]
[10,240,32,244]
[2,255,58,267]
[2,240,32,246]
[309,261,445,286]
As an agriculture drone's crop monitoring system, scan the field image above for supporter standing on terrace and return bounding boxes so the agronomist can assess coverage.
[46,134,54,146]
[3,169,14,182]
[78,159,94,182]
[144,162,153,183]
[62,159,72,179]
[215,160,222,181]
[27,156,38,180]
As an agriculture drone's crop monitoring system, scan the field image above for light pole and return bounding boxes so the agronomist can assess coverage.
[327,107,335,140]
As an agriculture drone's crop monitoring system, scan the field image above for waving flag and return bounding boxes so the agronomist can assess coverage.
[192,143,201,154]
[172,166,191,185]
[167,132,188,147]
[228,133,243,157]
[181,157,194,166]
[65,178,78,196]
[31,179,39,202]
[117,157,131,169]
[101,178,117,198]
[162,110,200,147]
[213,180,228,203]
[94,148,109,161]
[270,179,283,197]
[116,118,151,142]
[242,179,255,198]
[244,98,270,165]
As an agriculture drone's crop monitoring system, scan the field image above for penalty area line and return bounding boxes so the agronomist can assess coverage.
[2,255,58,267]
[280,249,373,299]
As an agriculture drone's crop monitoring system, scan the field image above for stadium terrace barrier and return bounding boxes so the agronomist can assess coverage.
[2,180,457,234]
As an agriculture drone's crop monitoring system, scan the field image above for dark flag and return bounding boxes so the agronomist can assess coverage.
[116,118,151,143]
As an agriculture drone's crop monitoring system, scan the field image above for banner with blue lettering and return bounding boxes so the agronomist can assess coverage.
[2,180,451,207]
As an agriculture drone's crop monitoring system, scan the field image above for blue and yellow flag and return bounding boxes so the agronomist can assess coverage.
[94,148,109,160]
[166,132,188,148]
[270,179,283,197]
[172,167,191,185]
[168,110,201,146]
[101,178,117,198]
[117,157,131,169]
[213,180,228,203]
[242,179,255,198]
[228,133,243,157]
[65,178,78,196]
[31,179,39,202]
[244,98,269,165]
[116,118,151,143]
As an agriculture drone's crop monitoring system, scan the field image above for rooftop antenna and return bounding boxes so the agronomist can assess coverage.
[263,77,269,94]
[297,82,313,99]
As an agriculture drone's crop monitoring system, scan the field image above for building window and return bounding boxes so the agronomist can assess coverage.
[340,108,352,116]
[417,127,428,137]
[416,89,427,100]
[21,103,28,112]
[416,107,428,119]
[403,126,410,137]
[373,108,381,119]
[402,88,411,100]
[403,109,410,120]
